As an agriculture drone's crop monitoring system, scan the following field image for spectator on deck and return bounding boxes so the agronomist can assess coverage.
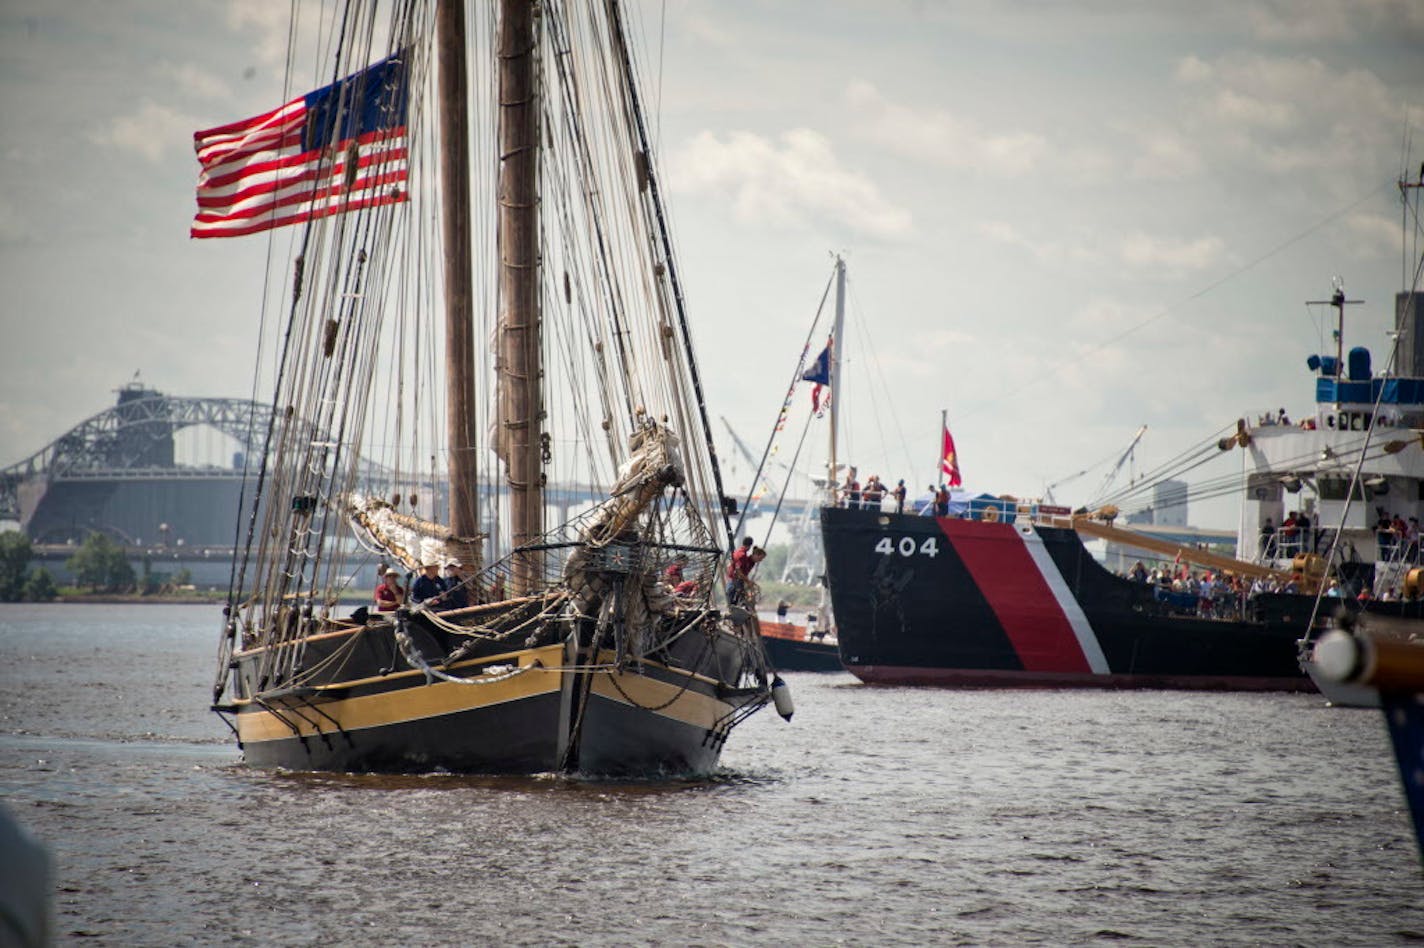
[841,469,860,509]
[1377,510,1398,559]
[727,537,755,604]
[1295,510,1312,553]
[411,562,444,605]
[1280,512,1300,556]
[892,479,908,514]
[375,568,405,612]
[441,563,467,610]
[862,475,885,511]
[1259,518,1276,557]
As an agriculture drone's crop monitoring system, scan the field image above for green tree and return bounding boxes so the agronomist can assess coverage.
[66,533,136,593]
[0,531,32,602]
[24,567,57,602]
[758,544,789,579]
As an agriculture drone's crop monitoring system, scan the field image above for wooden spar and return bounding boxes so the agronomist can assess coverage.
[497,0,543,592]
[1070,516,1301,584]
[436,0,479,539]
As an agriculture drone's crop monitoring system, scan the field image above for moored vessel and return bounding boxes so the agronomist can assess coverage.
[823,274,1424,690]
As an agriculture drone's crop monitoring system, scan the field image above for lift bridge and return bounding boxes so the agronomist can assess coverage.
[0,385,812,551]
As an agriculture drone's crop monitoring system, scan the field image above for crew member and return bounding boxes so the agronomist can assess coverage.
[727,537,755,604]
[375,568,405,612]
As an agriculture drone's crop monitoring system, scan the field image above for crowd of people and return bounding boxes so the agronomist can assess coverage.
[1373,510,1421,562]
[1259,508,1422,565]
[1255,408,1317,430]
[373,536,776,618]
[835,467,927,515]
[1124,561,1263,619]
[1122,556,1408,620]
[1256,510,1318,557]
[372,561,472,613]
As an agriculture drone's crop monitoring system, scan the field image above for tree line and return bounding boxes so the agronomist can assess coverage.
[0,531,193,601]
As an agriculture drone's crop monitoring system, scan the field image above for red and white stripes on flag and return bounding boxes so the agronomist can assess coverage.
[191,53,409,239]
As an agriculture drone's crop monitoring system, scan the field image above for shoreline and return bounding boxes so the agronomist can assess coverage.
[41,594,369,606]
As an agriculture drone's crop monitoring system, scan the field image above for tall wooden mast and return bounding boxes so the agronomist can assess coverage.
[436,0,479,538]
[827,255,846,496]
[497,0,543,591]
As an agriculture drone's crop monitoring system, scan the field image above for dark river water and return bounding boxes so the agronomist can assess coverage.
[2,603,1422,946]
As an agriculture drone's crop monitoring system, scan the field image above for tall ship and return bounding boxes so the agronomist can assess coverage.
[201,0,781,774]
[822,278,1424,690]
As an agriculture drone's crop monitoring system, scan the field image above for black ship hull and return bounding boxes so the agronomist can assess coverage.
[758,624,844,672]
[821,506,1350,691]
[227,614,760,776]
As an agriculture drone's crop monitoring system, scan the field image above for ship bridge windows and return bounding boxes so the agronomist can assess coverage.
[1324,410,1373,431]
[1317,476,1366,502]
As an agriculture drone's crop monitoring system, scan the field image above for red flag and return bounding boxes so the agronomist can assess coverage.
[940,423,962,487]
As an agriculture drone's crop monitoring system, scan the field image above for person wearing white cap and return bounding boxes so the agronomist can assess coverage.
[441,562,468,610]
[411,562,444,605]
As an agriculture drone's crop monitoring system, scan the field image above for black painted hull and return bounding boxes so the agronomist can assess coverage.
[819,506,1424,691]
[759,626,844,672]
[228,617,762,776]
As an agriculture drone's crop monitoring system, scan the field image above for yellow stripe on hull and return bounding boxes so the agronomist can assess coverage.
[236,643,565,744]
[587,661,735,730]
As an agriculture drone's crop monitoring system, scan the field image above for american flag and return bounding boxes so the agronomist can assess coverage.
[191,53,410,239]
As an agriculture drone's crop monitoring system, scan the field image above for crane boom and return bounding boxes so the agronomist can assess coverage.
[1070,516,1305,585]
[1093,424,1147,501]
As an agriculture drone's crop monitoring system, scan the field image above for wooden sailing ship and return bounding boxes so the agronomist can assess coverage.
[200,0,779,775]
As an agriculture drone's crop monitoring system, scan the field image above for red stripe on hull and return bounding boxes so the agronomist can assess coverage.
[937,519,1091,674]
[847,663,1317,693]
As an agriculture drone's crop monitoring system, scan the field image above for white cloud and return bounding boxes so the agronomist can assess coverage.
[977,221,1102,269]
[1243,0,1356,42]
[1344,211,1404,257]
[1129,131,1205,181]
[225,0,297,66]
[156,61,231,101]
[0,197,32,245]
[1172,52,1400,181]
[844,80,1047,177]
[92,101,200,162]
[979,221,1223,277]
[1119,233,1225,274]
[669,128,913,240]
[1243,0,1424,43]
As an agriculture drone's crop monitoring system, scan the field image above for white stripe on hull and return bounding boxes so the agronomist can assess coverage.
[1015,522,1110,674]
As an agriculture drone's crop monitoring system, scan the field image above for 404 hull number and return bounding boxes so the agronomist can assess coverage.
[874,536,939,558]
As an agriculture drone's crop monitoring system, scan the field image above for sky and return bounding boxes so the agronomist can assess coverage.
[1,0,1422,530]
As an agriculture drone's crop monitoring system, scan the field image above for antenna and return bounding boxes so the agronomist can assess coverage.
[1307,279,1363,378]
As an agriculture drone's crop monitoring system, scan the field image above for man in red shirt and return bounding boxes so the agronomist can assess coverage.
[727,537,755,604]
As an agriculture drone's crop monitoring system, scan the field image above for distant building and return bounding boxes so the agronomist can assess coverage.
[1154,479,1188,527]
[1123,479,1188,527]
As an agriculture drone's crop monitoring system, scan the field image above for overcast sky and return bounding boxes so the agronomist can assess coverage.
[2,0,1422,529]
